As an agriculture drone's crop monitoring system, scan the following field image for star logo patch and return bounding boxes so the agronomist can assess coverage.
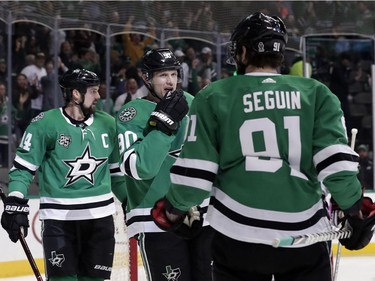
[118,106,137,122]
[63,145,106,186]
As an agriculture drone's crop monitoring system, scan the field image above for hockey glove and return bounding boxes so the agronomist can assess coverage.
[151,198,203,239]
[339,197,375,250]
[148,89,189,135]
[1,196,30,243]
[174,205,204,239]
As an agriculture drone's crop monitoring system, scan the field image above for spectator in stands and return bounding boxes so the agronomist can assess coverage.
[76,48,102,77]
[199,77,211,89]
[174,49,189,91]
[12,73,36,142]
[0,82,11,167]
[193,2,214,30]
[109,51,132,100]
[0,34,4,60]
[40,59,65,111]
[21,52,47,118]
[122,15,156,67]
[96,83,115,116]
[356,2,375,34]
[198,46,217,82]
[12,35,27,74]
[291,2,317,34]
[23,54,36,69]
[113,78,145,114]
[357,144,374,190]
[166,23,188,52]
[123,66,146,97]
[329,52,353,130]
[289,56,312,77]
[72,29,97,54]
[0,59,7,83]
[59,40,78,70]
[185,46,201,96]
[348,61,371,95]
[24,35,42,57]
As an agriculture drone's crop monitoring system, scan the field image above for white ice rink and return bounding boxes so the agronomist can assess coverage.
[1,256,375,281]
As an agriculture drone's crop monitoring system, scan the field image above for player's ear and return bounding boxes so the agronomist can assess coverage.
[240,46,248,64]
[72,89,82,102]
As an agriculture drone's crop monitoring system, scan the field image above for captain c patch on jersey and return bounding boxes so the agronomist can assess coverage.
[63,145,106,186]
[118,106,137,122]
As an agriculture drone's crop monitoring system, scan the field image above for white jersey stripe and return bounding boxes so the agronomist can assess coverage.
[214,188,325,222]
[317,160,359,182]
[171,173,212,191]
[39,201,116,220]
[175,157,219,173]
[121,148,141,180]
[14,155,39,171]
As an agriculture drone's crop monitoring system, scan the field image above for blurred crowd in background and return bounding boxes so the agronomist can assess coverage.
[0,0,374,188]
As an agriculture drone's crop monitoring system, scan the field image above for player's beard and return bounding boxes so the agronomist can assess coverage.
[82,103,96,116]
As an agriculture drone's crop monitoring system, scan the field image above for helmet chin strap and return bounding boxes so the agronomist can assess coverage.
[145,81,163,101]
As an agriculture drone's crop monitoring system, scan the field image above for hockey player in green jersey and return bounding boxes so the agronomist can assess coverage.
[116,48,213,281]
[1,68,126,281]
[151,12,375,281]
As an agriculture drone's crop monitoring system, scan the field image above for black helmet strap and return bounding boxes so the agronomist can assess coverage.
[144,78,163,101]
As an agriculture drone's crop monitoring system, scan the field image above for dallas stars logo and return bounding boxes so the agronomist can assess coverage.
[162,265,181,281]
[48,251,65,267]
[63,145,106,186]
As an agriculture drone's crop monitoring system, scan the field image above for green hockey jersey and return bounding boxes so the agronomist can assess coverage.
[116,93,209,237]
[9,108,125,221]
[166,73,362,246]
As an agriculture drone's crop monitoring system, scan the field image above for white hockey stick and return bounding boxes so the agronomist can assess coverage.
[272,228,352,248]
[333,127,358,281]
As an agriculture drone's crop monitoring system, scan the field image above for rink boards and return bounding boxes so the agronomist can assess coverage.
[1,195,375,278]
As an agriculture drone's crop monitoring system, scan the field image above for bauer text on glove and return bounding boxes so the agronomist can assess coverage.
[1,196,30,243]
[148,89,189,135]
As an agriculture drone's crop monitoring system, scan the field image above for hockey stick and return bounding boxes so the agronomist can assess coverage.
[272,228,352,248]
[333,127,358,281]
[0,187,44,281]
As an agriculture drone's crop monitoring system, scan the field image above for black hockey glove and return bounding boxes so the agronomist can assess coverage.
[148,89,189,135]
[339,197,375,250]
[151,197,203,239]
[1,196,30,243]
